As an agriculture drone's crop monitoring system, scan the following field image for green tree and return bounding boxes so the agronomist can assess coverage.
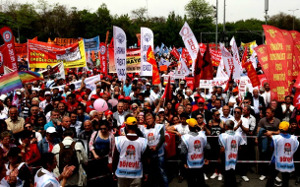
[268,12,300,31]
[185,0,214,20]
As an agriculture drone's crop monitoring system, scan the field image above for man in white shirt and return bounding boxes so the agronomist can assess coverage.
[262,83,271,107]
[113,102,129,127]
[39,91,52,111]
[232,107,250,182]
[220,105,234,123]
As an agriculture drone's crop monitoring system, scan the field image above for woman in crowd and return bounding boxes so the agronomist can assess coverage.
[0,131,16,163]
[89,120,115,181]
[18,130,41,167]
[35,114,47,133]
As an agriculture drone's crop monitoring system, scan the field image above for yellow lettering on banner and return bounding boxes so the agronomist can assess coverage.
[270,43,283,50]
[263,64,269,69]
[261,57,268,62]
[296,45,300,51]
[257,47,266,54]
[288,70,292,76]
[286,45,291,51]
[277,87,285,95]
[267,29,278,38]
[275,64,282,70]
[273,74,285,81]
[270,53,285,61]
[287,53,293,60]
[278,94,285,101]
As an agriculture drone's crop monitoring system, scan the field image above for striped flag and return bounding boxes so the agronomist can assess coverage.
[18,71,43,84]
[0,71,23,94]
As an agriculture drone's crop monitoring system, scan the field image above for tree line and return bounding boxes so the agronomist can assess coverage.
[0,0,299,47]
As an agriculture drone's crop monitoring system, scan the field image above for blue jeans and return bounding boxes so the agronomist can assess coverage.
[148,155,168,187]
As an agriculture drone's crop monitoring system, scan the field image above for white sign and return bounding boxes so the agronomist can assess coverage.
[140,27,154,76]
[179,22,199,74]
[113,26,127,81]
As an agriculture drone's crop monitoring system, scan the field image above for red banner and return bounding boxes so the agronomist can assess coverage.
[99,42,107,76]
[0,27,18,71]
[185,77,194,90]
[262,25,289,101]
[281,30,297,80]
[290,31,300,79]
[245,61,260,87]
[199,43,221,66]
[28,39,86,69]
[0,45,5,75]
[170,47,180,60]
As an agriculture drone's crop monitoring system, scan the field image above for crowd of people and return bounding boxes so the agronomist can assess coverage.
[0,62,298,187]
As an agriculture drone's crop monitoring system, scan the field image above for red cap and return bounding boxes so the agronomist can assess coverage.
[91,95,98,100]
[100,74,104,79]
[118,95,125,100]
[81,92,86,97]
[100,92,104,97]
[198,97,205,103]
[105,110,113,116]
[87,71,91,74]
[233,86,239,93]
[194,93,201,98]
[76,95,83,102]
[78,72,82,75]
[124,96,131,101]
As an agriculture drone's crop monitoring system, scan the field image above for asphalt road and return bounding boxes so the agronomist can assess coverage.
[168,168,298,187]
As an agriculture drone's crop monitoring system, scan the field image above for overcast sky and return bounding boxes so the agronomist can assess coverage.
[10,0,300,22]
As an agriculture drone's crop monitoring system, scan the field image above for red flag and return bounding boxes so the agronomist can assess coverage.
[241,46,248,68]
[193,49,204,89]
[164,132,176,158]
[294,73,300,88]
[201,44,214,80]
[162,76,172,106]
[245,61,260,87]
[147,46,160,85]
[0,27,18,71]
[294,88,300,106]
[170,47,180,60]
[224,68,234,92]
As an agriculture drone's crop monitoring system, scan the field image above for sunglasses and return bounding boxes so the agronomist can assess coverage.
[132,107,138,110]
[100,128,107,130]
[215,114,220,116]
[197,117,203,119]
[243,102,249,104]
[234,111,241,114]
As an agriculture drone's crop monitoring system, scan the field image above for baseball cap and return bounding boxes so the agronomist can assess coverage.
[125,117,137,126]
[194,93,200,98]
[91,95,98,100]
[124,96,131,101]
[0,94,7,101]
[105,110,113,116]
[180,81,185,85]
[198,97,205,103]
[46,127,56,133]
[146,82,151,86]
[45,91,52,96]
[186,118,198,127]
[279,121,289,131]
[118,95,125,100]
[158,108,165,113]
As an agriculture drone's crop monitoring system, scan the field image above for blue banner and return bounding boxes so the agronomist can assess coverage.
[83,36,100,51]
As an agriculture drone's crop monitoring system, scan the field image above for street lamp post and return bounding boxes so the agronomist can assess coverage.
[288,9,299,30]
[215,0,218,49]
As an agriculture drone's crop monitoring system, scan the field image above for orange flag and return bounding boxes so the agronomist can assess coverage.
[147,46,160,85]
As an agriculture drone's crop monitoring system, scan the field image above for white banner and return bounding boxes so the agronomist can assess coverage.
[38,62,66,80]
[230,37,242,78]
[52,75,100,91]
[179,22,199,74]
[216,59,229,79]
[113,26,127,81]
[220,43,240,79]
[140,27,154,76]
[178,57,190,76]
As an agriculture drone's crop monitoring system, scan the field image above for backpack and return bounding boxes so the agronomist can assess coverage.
[59,141,79,175]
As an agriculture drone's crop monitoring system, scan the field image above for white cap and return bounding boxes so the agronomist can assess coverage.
[146,82,151,86]
[45,91,52,96]
[16,91,21,95]
[0,94,7,101]
[158,108,165,113]
[46,127,56,133]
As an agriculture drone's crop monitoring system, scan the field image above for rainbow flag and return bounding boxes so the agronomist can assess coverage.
[18,71,43,84]
[0,71,23,94]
